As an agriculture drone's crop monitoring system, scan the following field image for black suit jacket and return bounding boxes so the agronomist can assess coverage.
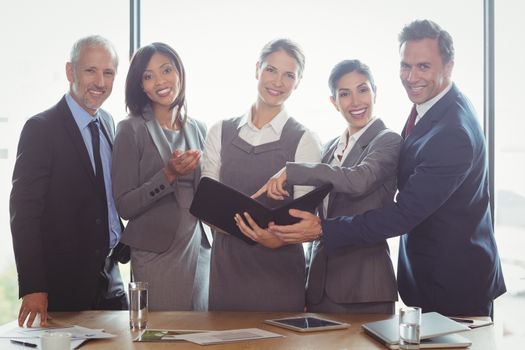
[10,96,116,311]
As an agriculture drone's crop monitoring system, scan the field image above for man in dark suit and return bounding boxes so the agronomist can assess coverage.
[10,35,127,327]
[269,20,506,316]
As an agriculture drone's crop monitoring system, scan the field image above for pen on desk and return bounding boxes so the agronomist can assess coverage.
[10,339,38,348]
[449,317,474,324]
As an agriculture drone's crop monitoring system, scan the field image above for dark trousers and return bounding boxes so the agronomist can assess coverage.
[93,255,128,310]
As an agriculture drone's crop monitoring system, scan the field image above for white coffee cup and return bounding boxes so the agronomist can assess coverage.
[41,332,71,350]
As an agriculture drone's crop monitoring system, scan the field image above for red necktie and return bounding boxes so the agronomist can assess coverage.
[403,104,418,138]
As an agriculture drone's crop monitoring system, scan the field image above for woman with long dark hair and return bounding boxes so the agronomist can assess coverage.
[112,42,212,310]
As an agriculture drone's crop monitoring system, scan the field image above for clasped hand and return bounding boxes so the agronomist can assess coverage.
[164,149,201,183]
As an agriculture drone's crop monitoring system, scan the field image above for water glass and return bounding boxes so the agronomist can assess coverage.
[129,281,148,330]
[399,306,421,350]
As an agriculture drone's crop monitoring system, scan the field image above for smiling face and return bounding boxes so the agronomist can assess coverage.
[255,49,300,110]
[66,45,116,115]
[330,71,375,135]
[141,52,181,110]
[400,38,453,104]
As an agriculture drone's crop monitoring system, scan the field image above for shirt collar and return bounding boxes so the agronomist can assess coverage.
[337,117,376,148]
[65,92,98,130]
[334,117,376,163]
[415,82,453,118]
[238,106,289,133]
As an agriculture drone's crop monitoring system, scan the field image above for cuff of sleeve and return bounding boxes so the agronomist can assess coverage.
[286,162,300,185]
[321,216,357,255]
[145,169,175,199]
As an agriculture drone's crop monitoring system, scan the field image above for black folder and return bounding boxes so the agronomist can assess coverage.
[190,177,333,245]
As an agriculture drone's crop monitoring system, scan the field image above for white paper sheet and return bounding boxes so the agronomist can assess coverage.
[0,320,115,349]
[175,328,284,345]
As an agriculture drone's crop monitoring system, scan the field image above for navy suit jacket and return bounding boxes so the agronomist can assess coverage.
[10,96,115,311]
[322,84,506,315]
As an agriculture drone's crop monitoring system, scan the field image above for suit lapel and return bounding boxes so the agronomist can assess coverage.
[321,139,338,164]
[321,138,338,218]
[182,118,213,246]
[181,119,205,190]
[404,84,459,147]
[141,105,172,164]
[326,119,387,215]
[58,97,97,185]
[146,120,172,162]
[98,110,115,144]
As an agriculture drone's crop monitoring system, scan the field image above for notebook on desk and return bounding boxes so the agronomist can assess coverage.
[189,177,332,245]
[362,312,471,349]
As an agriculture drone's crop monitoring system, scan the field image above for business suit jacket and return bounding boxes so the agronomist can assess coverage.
[286,118,401,309]
[323,84,506,315]
[111,105,212,253]
[10,96,116,311]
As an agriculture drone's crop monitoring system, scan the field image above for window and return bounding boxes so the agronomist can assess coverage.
[141,0,483,141]
[494,1,525,347]
[0,0,129,323]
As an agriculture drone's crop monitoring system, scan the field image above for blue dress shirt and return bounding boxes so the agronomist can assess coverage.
[65,93,121,248]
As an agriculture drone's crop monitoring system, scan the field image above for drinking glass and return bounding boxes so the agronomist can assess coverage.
[129,281,148,330]
[399,306,421,350]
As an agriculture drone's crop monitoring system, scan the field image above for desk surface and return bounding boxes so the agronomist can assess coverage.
[3,311,498,349]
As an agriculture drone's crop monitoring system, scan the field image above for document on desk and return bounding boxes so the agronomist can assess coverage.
[175,328,284,345]
[134,329,209,342]
[3,338,85,350]
[0,324,115,339]
[0,320,115,349]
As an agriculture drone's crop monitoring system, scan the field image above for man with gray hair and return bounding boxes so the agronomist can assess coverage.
[10,35,127,327]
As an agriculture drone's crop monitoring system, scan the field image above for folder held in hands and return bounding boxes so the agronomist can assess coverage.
[189,177,332,245]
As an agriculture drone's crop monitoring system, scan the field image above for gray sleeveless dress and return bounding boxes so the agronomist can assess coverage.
[208,116,307,311]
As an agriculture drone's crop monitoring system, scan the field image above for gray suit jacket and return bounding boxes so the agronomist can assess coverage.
[111,106,212,252]
[286,118,401,306]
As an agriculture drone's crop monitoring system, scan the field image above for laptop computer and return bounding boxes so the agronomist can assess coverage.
[362,312,471,349]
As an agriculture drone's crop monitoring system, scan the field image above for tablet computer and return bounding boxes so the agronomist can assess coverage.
[264,316,349,332]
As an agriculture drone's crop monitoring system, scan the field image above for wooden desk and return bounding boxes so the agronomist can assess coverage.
[2,311,498,349]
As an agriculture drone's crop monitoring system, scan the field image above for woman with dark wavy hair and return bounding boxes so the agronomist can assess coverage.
[112,42,212,310]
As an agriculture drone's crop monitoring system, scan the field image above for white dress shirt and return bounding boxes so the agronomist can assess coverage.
[201,107,322,198]
[414,82,453,125]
